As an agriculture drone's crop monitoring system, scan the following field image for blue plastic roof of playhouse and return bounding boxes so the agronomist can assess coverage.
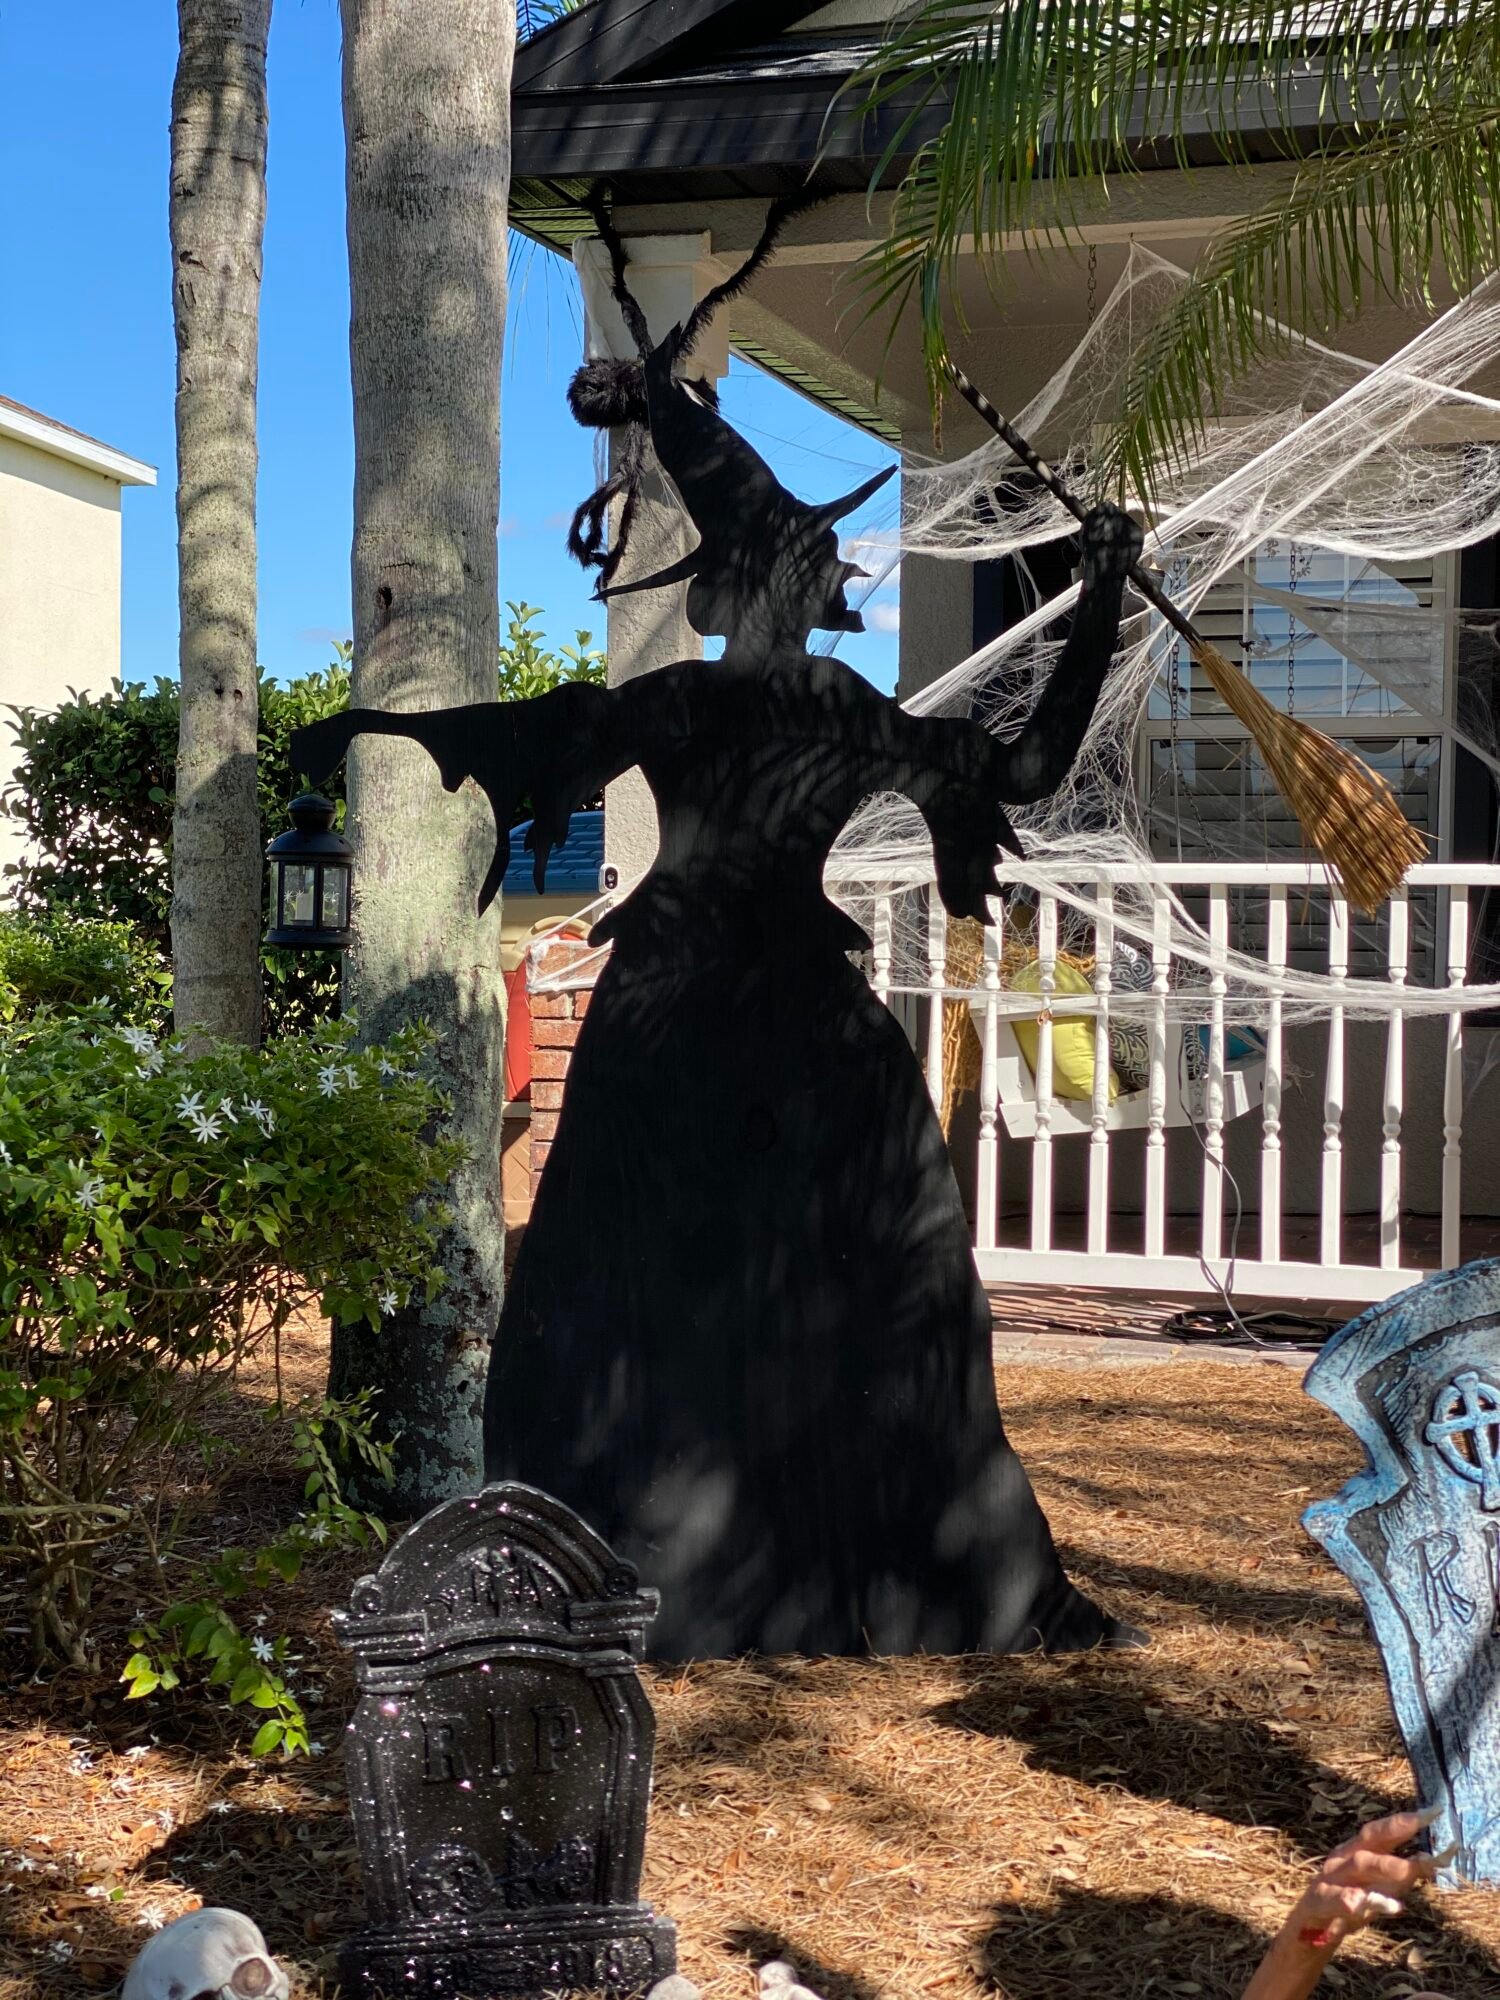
[503,810,604,896]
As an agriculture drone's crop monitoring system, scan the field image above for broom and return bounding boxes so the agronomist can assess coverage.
[944,360,1427,916]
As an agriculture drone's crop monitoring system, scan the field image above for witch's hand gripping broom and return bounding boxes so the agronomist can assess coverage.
[945,360,1427,916]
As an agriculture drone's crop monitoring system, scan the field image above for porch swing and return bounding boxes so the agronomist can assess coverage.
[939,916,1268,1140]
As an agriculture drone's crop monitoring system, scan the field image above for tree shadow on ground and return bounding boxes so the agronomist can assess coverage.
[927,1656,1392,1843]
[1055,1546,1359,1630]
[976,1878,1491,2000]
[148,1796,360,1963]
[722,1922,884,2000]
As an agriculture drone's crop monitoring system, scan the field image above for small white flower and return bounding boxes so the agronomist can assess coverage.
[69,1753,96,1775]
[377,1057,398,1081]
[377,1289,399,1317]
[206,1800,233,1816]
[187,1109,224,1143]
[137,1904,167,1931]
[153,1809,174,1833]
[84,1884,110,1899]
[123,1744,151,1762]
[169,1040,187,1056]
[344,1065,359,1088]
[307,1517,330,1544]
[316,1064,342,1098]
[72,1168,106,1212]
[49,1940,74,1961]
[13,1855,36,1873]
[0,1141,11,1166]
[241,1098,275,1135]
[307,1741,326,1758]
[176,1090,205,1121]
[120,1027,155,1056]
[250,1636,275,1664]
[217,1098,238,1124]
[252,1611,268,1627]
[136,1050,164,1078]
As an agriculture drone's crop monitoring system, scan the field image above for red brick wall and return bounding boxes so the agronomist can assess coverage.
[527,940,599,1201]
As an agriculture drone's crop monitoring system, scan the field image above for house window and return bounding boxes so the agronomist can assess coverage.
[1140,540,1451,982]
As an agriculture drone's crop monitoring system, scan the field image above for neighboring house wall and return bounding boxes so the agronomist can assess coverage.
[0,402,155,894]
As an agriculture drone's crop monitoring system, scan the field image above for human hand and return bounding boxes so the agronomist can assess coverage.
[1241,1808,1449,2000]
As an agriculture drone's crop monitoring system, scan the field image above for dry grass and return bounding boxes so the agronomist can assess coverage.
[1,1323,1497,2000]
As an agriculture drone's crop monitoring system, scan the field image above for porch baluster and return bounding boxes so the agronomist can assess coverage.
[872,890,893,1010]
[1144,890,1172,1259]
[1381,890,1409,1269]
[975,897,1003,1255]
[1088,882,1114,1255]
[1321,891,1349,1267]
[1202,883,1229,1265]
[925,888,946,1116]
[1031,891,1058,1254]
[1260,884,1287,1265]
[1442,890,1470,1270]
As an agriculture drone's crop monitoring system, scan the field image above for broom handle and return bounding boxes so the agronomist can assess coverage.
[944,360,1203,654]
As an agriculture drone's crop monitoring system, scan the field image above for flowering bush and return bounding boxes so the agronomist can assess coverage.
[0,1010,461,1681]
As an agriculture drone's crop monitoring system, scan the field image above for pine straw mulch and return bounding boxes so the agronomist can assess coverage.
[2,1323,1498,2000]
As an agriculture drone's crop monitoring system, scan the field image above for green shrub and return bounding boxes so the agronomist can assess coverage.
[0,1009,462,1711]
[0,911,170,1028]
[497,600,605,701]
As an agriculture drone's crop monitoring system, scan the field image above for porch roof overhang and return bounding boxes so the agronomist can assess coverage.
[511,5,1449,447]
[513,0,1390,222]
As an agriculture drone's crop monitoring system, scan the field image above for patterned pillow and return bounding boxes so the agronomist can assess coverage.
[1107,939,1153,1093]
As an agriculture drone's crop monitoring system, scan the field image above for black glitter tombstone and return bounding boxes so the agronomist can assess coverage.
[333,1482,676,1998]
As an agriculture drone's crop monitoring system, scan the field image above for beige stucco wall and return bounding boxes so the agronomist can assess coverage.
[0,433,125,889]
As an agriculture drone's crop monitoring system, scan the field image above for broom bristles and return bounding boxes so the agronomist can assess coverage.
[1191,640,1427,916]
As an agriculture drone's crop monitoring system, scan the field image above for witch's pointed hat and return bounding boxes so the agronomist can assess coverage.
[600,327,894,638]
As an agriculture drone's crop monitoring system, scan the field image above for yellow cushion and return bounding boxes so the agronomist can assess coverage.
[1010,958,1119,1103]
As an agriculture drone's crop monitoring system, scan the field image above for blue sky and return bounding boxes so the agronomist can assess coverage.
[0,3,901,695]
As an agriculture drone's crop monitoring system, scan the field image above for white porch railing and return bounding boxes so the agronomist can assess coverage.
[830,860,1500,1307]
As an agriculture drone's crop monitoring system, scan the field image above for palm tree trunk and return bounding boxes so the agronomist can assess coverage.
[333,0,514,1510]
[169,0,270,1046]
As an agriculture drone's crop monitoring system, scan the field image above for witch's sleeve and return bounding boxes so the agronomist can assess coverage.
[290,680,642,914]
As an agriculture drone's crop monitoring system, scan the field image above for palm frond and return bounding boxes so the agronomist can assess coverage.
[837,0,1500,409]
[1099,97,1500,500]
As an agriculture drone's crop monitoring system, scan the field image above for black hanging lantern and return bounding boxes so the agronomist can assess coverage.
[265,794,354,949]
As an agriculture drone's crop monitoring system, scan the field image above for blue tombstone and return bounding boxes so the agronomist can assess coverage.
[1304,1257,1500,1885]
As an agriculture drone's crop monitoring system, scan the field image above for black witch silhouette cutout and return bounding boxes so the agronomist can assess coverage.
[295,319,1146,1658]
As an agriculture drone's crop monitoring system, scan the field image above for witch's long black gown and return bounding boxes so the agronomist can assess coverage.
[293,486,1139,1659]
[480,646,1120,1658]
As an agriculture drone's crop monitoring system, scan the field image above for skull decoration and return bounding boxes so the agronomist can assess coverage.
[122,1910,288,2000]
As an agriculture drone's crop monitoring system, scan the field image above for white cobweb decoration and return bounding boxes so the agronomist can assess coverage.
[820,242,1500,1026]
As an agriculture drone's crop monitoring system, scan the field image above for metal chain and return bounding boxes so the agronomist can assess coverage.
[1086,242,1098,327]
